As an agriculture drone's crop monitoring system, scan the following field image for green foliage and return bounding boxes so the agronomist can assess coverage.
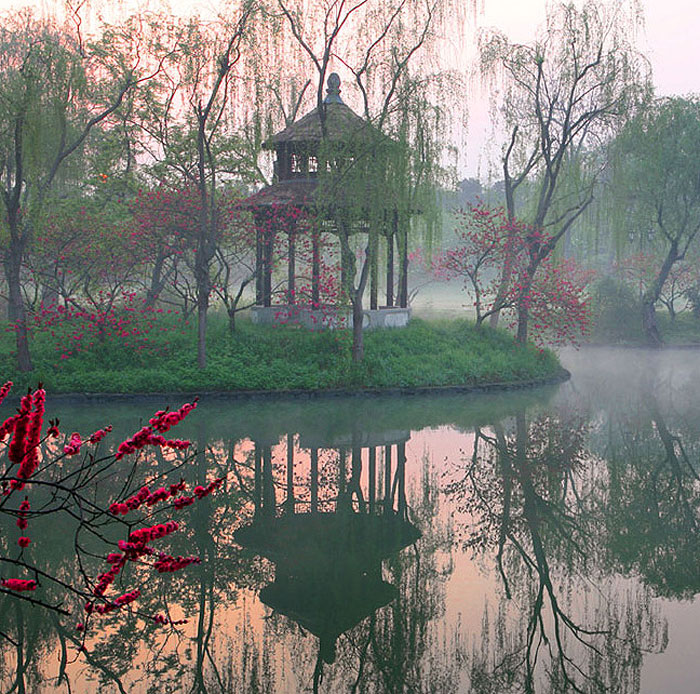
[610,96,700,255]
[0,315,561,394]
[589,277,700,344]
[588,277,643,343]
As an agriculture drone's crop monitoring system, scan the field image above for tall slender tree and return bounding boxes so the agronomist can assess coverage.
[610,96,700,346]
[274,0,455,361]
[136,5,258,368]
[481,0,649,342]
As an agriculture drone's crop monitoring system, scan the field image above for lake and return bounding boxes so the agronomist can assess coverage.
[1,347,699,693]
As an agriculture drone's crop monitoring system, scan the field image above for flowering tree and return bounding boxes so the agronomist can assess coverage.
[432,206,526,326]
[434,204,593,347]
[0,381,226,644]
[128,187,199,309]
[21,200,187,362]
[134,8,257,368]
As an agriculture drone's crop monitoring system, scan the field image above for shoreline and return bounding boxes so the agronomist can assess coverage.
[36,367,571,404]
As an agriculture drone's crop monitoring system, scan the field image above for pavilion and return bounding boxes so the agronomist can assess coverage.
[244,73,412,329]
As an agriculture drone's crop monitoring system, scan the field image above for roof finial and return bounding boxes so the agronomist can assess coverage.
[324,72,343,104]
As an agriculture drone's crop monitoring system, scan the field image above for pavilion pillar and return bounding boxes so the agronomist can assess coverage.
[399,217,409,308]
[397,442,407,516]
[285,433,295,513]
[254,444,262,517]
[384,445,392,514]
[287,228,296,304]
[263,227,275,307]
[255,215,264,304]
[368,447,376,513]
[338,447,347,498]
[386,224,395,308]
[351,445,365,512]
[262,445,274,518]
[310,448,319,513]
[340,231,353,301]
[312,231,320,306]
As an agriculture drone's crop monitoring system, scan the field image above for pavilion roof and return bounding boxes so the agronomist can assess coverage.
[264,101,378,149]
[243,177,403,212]
[244,179,316,208]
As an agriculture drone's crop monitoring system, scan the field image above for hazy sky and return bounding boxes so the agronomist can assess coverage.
[9,0,698,95]
[4,0,698,176]
[481,0,699,96]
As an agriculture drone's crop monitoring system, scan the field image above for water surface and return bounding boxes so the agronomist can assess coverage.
[1,348,698,693]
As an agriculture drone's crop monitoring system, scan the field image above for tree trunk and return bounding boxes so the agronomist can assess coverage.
[352,293,364,363]
[642,241,678,348]
[196,280,208,369]
[489,251,515,329]
[515,267,536,345]
[516,298,529,344]
[346,237,371,364]
[4,240,33,372]
[642,300,662,348]
[667,301,676,322]
[195,220,210,368]
[145,254,166,309]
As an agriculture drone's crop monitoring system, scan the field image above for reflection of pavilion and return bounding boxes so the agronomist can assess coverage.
[234,430,420,664]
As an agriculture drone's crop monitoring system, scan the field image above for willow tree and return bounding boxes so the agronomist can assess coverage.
[0,10,164,372]
[610,97,700,346]
[481,0,649,342]
[273,0,457,362]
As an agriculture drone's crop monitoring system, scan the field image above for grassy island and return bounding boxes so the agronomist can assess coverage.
[0,317,563,396]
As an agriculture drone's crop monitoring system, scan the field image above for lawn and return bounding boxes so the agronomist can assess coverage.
[0,314,563,394]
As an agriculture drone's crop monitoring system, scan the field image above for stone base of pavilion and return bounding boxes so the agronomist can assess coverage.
[250,305,411,330]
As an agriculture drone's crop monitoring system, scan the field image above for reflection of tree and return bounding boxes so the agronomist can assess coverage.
[361,455,464,693]
[446,410,666,693]
[604,392,700,600]
[0,425,268,693]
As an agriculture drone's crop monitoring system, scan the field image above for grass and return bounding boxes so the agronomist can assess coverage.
[0,313,562,394]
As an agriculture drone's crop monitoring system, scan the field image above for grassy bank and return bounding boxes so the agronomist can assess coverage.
[0,316,562,394]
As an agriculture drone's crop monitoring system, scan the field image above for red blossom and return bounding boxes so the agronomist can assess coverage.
[129,520,179,545]
[1,578,37,592]
[88,425,112,444]
[64,433,83,457]
[153,613,188,626]
[0,381,12,406]
[154,554,201,573]
[148,399,198,433]
[8,392,32,467]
